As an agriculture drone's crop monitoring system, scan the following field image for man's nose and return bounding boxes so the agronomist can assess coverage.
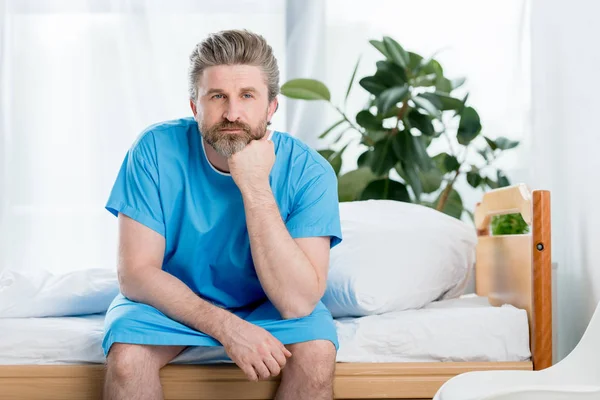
[223,99,242,122]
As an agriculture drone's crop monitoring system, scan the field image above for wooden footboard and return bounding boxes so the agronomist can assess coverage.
[0,361,533,400]
[474,184,552,370]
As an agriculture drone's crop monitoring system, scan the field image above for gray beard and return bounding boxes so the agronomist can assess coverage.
[206,135,249,158]
[197,117,268,158]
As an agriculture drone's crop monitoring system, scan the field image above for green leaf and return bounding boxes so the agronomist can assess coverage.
[435,77,453,94]
[457,106,482,145]
[376,86,409,114]
[338,167,377,202]
[360,179,411,202]
[280,79,331,101]
[467,171,483,188]
[394,161,409,182]
[330,143,350,176]
[400,161,422,201]
[422,59,444,77]
[433,152,460,173]
[412,73,438,87]
[436,188,463,219]
[356,110,382,131]
[497,170,510,187]
[433,93,464,111]
[330,152,343,176]
[359,76,387,96]
[375,60,407,87]
[407,110,435,136]
[455,93,470,116]
[357,150,371,168]
[413,95,441,118]
[392,130,433,171]
[383,36,409,68]
[366,130,388,143]
[382,105,401,119]
[369,39,391,59]
[319,119,345,139]
[408,52,424,71]
[478,147,491,161]
[411,135,433,171]
[370,138,397,176]
[491,213,530,235]
[345,56,361,104]
[419,167,444,193]
[451,77,466,90]
[418,92,463,111]
[485,136,519,151]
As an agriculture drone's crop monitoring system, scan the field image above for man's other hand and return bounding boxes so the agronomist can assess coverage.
[220,318,292,381]
[228,138,275,193]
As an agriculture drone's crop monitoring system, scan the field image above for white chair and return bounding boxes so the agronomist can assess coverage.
[434,302,600,400]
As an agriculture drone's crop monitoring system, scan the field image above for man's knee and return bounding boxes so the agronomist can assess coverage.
[106,343,155,382]
[290,339,336,361]
[288,340,336,386]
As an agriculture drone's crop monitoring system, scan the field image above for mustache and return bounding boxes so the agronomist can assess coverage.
[213,121,252,132]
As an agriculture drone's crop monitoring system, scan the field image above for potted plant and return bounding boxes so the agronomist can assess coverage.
[281,35,523,228]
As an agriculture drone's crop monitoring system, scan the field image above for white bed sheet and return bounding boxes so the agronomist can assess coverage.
[0,295,530,365]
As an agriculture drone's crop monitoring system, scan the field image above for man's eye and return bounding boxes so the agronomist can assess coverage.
[243,93,253,99]
[212,94,224,99]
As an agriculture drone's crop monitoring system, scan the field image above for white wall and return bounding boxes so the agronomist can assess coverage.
[531,0,600,361]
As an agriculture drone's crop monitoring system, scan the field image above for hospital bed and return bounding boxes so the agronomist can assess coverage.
[0,185,552,399]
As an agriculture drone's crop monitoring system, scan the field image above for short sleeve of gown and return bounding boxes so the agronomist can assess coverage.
[284,161,342,248]
[105,134,165,237]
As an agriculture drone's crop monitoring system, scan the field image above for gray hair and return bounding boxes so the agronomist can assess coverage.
[188,29,280,103]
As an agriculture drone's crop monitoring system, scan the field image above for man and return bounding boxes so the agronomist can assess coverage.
[102,29,342,400]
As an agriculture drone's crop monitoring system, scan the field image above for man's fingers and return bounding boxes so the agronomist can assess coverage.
[263,356,281,377]
[282,345,292,358]
[254,361,271,380]
[241,363,258,382]
[272,348,287,368]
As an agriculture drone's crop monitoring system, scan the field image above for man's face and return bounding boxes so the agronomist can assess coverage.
[193,64,277,158]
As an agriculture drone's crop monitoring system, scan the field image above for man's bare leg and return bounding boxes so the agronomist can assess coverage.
[103,343,186,400]
[275,340,336,400]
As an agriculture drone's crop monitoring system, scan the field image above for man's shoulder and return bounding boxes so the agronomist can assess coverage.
[130,117,196,158]
[275,131,335,179]
[134,117,196,145]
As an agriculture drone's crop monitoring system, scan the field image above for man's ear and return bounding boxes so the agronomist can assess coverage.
[189,99,198,117]
[268,97,279,121]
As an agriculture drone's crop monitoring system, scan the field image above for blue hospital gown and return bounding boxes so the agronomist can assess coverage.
[102,117,342,356]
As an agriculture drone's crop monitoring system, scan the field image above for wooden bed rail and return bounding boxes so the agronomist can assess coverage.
[474,184,552,370]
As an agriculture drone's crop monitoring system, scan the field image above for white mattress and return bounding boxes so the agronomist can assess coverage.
[0,295,530,365]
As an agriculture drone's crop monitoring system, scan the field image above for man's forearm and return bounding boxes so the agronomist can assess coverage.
[242,184,322,319]
[119,267,238,343]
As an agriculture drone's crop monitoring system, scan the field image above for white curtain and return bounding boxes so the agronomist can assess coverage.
[0,0,288,274]
[530,0,600,362]
[285,0,326,149]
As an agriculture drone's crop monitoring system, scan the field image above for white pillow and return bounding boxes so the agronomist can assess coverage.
[0,268,119,318]
[323,200,477,318]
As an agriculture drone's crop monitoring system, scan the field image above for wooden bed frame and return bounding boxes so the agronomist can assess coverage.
[0,184,552,400]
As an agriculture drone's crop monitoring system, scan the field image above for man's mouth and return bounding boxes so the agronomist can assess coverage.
[219,128,244,133]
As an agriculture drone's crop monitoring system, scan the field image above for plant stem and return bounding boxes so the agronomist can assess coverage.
[332,103,375,146]
[436,169,461,212]
[392,101,410,135]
